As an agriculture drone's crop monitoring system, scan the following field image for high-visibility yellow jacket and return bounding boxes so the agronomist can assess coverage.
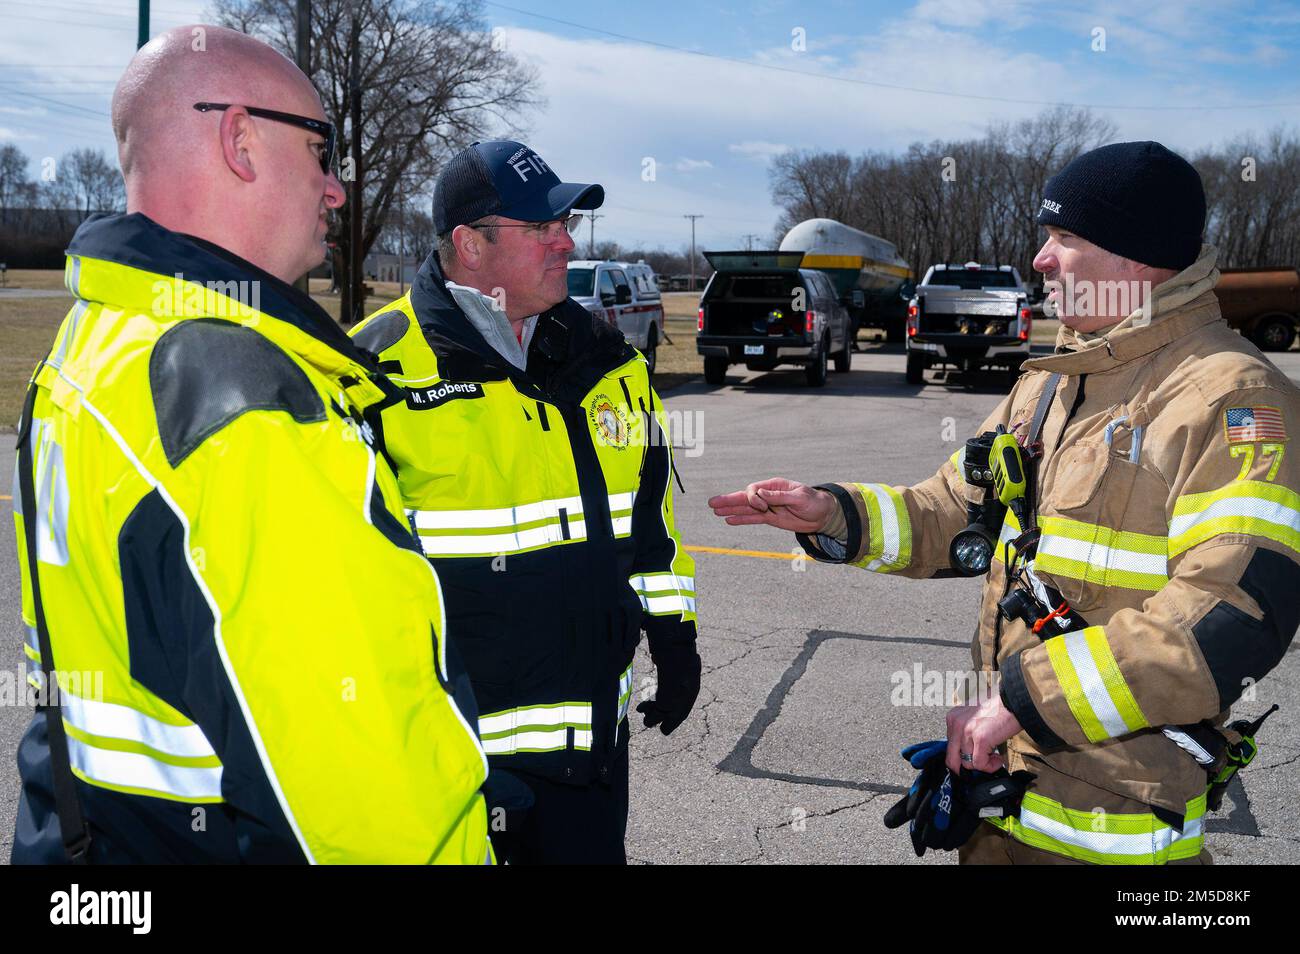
[350,253,697,784]
[800,245,1300,864]
[11,212,490,864]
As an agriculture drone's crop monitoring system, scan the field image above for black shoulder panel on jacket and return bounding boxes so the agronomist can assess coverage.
[369,482,423,555]
[116,488,308,862]
[1193,546,1300,710]
[150,318,326,468]
[352,310,410,358]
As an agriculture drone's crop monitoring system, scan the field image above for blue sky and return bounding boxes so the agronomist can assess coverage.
[2,0,1299,252]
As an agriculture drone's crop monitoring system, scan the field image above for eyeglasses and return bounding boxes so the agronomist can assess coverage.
[466,214,584,244]
[193,102,336,174]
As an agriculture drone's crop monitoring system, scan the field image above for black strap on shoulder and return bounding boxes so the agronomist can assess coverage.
[1027,372,1062,450]
[15,364,92,864]
[1012,371,1063,554]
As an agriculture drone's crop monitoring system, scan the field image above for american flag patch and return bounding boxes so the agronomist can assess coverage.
[1224,406,1287,444]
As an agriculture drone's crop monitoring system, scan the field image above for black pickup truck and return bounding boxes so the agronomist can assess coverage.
[695,251,853,387]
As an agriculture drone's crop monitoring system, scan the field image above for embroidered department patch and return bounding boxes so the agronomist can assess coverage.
[588,393,631,448]
[1224,406,1288,444]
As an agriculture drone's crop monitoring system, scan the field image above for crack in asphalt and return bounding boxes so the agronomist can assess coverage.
[739,793,884,864]
[1255,749,1300,772]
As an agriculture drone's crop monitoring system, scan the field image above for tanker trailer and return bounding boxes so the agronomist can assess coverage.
[778,218,913,343]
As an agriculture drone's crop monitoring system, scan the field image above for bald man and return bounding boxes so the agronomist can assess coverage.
[11,25,492,864]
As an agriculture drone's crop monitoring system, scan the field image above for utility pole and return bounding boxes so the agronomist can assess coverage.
[294,0,312,295]
[742,233,761,252]
[398,187,406,295]
[345,15,363,326]
[587,212,604,259]
[137,0,149,48]
[683,214,702,292]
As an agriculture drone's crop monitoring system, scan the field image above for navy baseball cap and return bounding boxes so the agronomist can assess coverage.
[433,140,605,236]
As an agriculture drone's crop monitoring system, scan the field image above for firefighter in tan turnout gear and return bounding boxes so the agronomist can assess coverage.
[710,141,1300,864]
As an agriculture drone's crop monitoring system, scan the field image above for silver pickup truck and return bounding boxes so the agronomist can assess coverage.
[904,263,1032,385]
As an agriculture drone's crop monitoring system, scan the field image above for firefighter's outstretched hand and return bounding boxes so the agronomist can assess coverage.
[945,696,1022,774]
[708,478,835,533]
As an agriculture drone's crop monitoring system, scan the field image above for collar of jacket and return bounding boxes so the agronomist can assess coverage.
[65,212,394,407]
[1023,244,1223,376]
[407,249,635,394]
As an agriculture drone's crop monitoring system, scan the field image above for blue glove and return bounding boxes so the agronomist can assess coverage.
[884,739,1032,856]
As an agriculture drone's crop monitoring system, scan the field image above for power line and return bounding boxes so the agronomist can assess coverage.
[4,13,144,32]
[8,2,134,19]
[0,83,110,118]
[483,1,1300,112]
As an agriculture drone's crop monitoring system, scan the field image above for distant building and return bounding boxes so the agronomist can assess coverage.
[364,253,417,285]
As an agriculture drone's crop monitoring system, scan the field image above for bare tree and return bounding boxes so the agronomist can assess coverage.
[1197,128,1300,269]
[767,107,1129,283]
[211,0,542,321]
[53,148,126,218]
[0,143,30,212]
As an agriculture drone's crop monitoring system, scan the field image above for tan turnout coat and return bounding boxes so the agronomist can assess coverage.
[802,246,1300,863]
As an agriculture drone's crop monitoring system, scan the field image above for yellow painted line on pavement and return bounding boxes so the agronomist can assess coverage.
[0,495,10,501]
[685,544,810,561]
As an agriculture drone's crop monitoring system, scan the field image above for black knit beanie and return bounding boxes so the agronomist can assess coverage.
[1035,141,1206,271]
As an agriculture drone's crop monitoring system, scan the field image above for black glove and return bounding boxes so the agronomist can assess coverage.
[636,641,700,735]
[883,740,1033,857]
[480,774,535,842]
[481,768,535,850]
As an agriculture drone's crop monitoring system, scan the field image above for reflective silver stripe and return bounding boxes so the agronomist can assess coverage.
[1036,533,1167,578]
[62,692,216,759]
[411,495,584,531]
[861,483,904,570]
[1018,804,1198,857]
[608,491,635,512]
[1162,727,1216,765]
[481,728,568,754]
[22,623,40,658]
[411,495,587,556]
[611,514,633,536]
[617,663,634,724]
[65,255,81,300]
[67,735,223,801]
[31,420,71,566]
[629,573,696,615]
[479,702,591,736]
[11,456,21,516]
[641,593,696,614]
[1060,630,1130,740]
[1169,495,1300,539]
[49,298,88,369]
[419,520,587,556]
[478,702,593,755]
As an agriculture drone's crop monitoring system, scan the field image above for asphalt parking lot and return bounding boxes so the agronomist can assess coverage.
[1,340,1298,864]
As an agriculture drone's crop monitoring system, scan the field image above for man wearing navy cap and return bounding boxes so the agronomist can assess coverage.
[352,142,700,864]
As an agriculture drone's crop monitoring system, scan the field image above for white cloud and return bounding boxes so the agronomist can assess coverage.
[496,18,1297,249]
[673,158,714,172]
[729,140,790,160]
